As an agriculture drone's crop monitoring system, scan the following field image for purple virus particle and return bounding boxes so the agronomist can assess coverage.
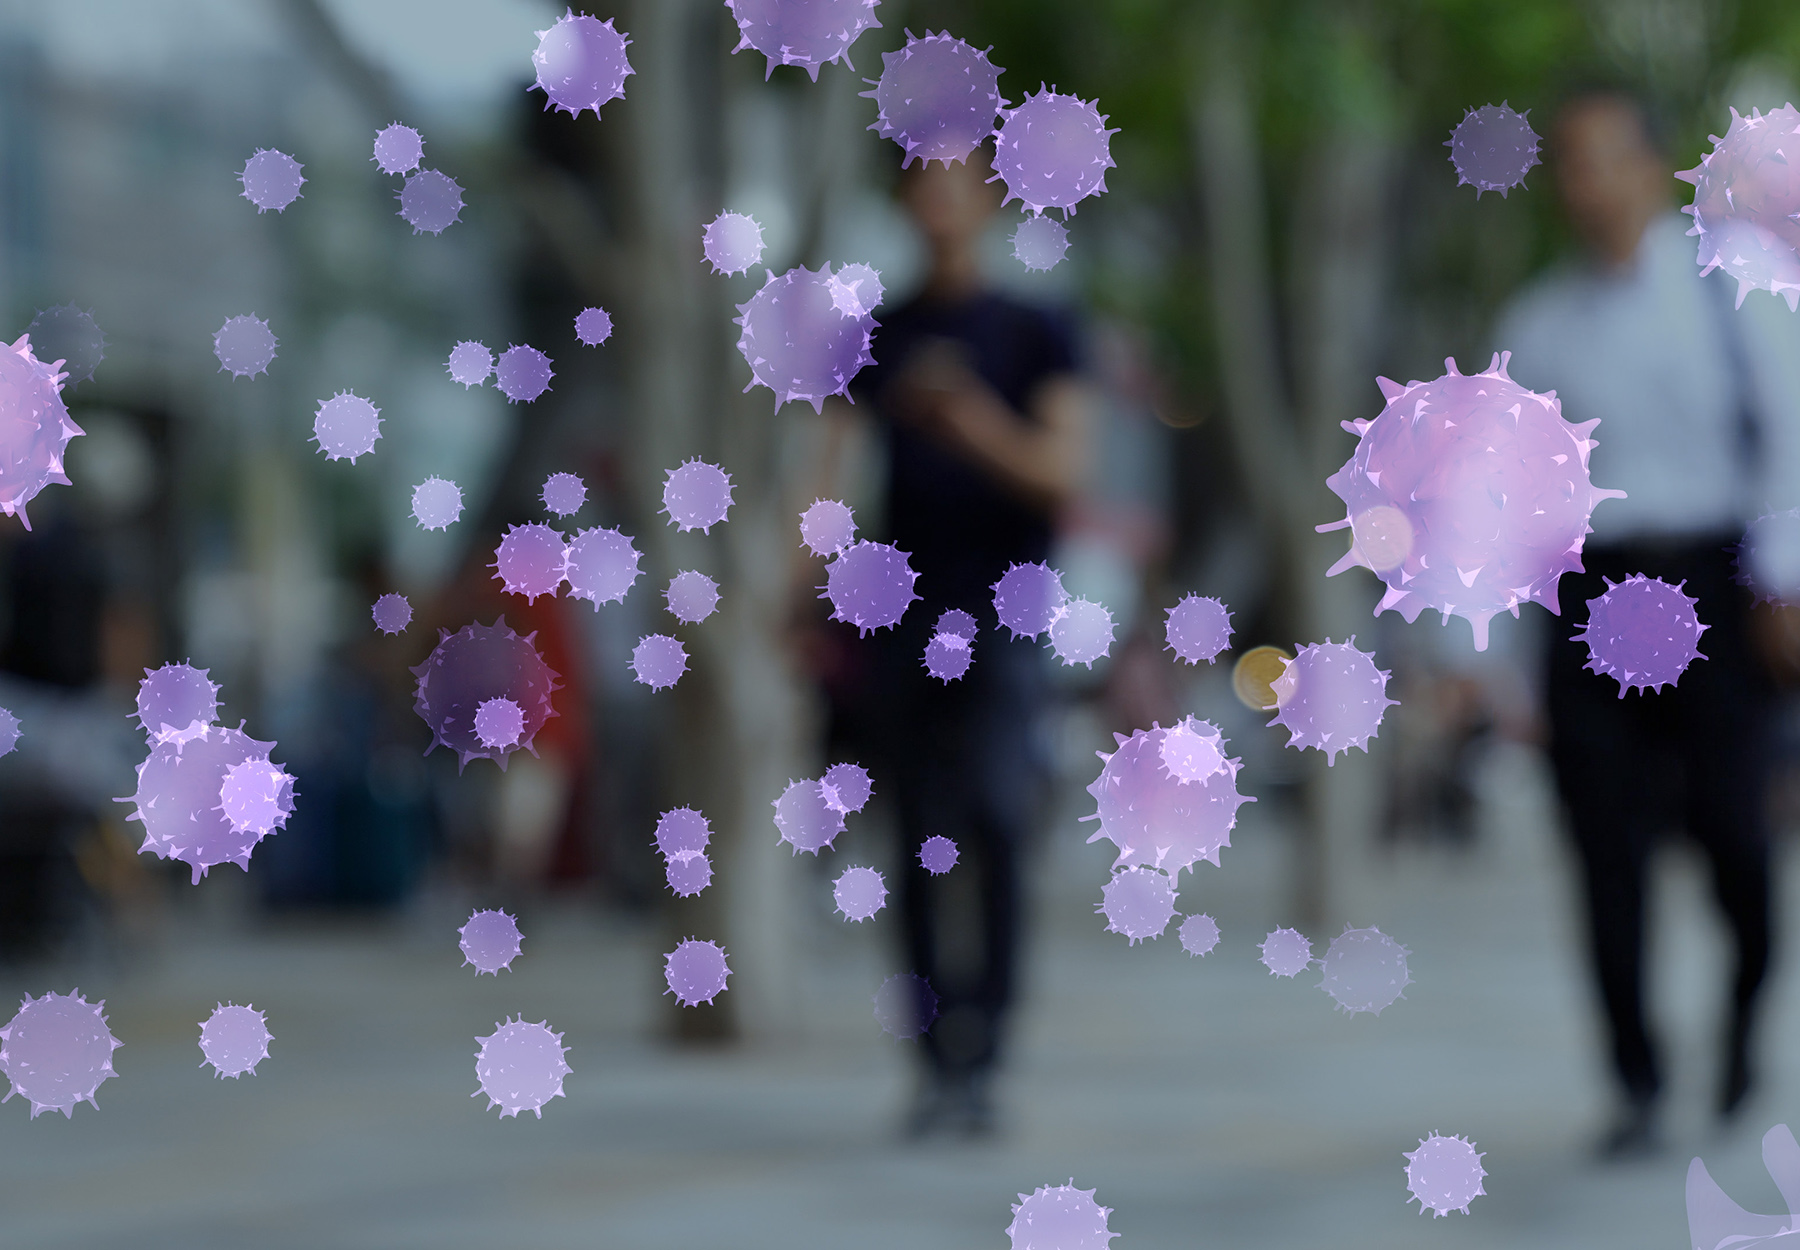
[0,990,121,1119]
[1445,102,1541,199]
[725,0,882,81]
[833,864,888,922]
[1048,596,1115,668]
[27,305,105,386]
[492,522,568,603]
[665,851,713,898]
[1259,926,1314,978]
[564,526,642,607]
[1097,866,1177,945]
[1737,508,1800,604]
[1178,913,1221,958]
[1404,1133,1487,1217]
[665,570,721,624]
[993,561,1068,639]
[827,262,884,319]
[0,707,18,759]
[821,761,872,813]
[1689,1123,1800,1250]
[134,661,220,744]
[473,696,526,750]
[1321,352,1627,651]
[411,475,464,530]
[735,265,878,413]
[238,148,304,213]
[1677,103,1800,310]
[197,1003,272,1079]
[872,972,938,1040]
[918,835,958,875]
[1320,925,1412,1016]
[1086,720,1253,879]
[1007,1181,1118,1250]
[799,498,856,557]
[991,87,1118,219]
[371,122,424,175]
[397,169,464,236]
[412,619,561,771]
[1159,715,1225,784]
[212,314,277,379]
[311,391,382,463]
[1267,637,1397,765]
[459,908,524,975]
[119,724,294,882]
[655,808,712,864]
[862,30,1004,168]
[573,306,613,346]
[495,344,554,403]
[1012,215,1070,272]
[472,1017,570,1119]
[217,756,297,837]
[820,540,920,636]
[0,333,82,530]
[531,9,634,119]
[541,471,587,517]
[446,340,494,387]
[773,777,846,856]
[1575,573,1708,697]
[661,459,734,532]
[663,938,731,1007]
[371,592,412,635]
[936,608,977,639]
[1165,593,1233,665]
[923,631,973,682]
[702,211,767,276]
[631,633,688,690]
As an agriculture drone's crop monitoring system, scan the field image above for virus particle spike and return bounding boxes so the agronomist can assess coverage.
[1006,1181,1118,1250]
[573,306,613,346]
[799,498,856,557]
[197,1003,272,1079]
[923,630,972,682]
[0,707,18,758]
[862,30,1005,168]
[1689,1124,1800,1250]
[661,459,734,532]
[630,634,688,690]
[1048,596,1115,668]
[872,972,937,1040]
[772,777,845,855]
[663,937,731,1007]
[1097,865,1177,945]
[371,122,424,175]
[238,148,304,213]
[118,723,294,882]
[212,314,277,379]
[0,990,121,1119]
[1178,913,1221,957]
[665,570,721,623]
[472,1017,570,1119]
[725,0,882,81]
[492,522,568,602]
[820,540,920,636]
[993,561,1068,639]
[397,169,464,235]
[371,592,413,635]
[936,608,977,640]
[827,262,884,319]
[446,340,494,387]
[1575,573,1708,696]
[411,618,561,772]
[1676,102,1800,310]
[564,526,642,607]
[735,264,878,413]
[1085,720,1254,879]
[27,305,105,386]
[990,86,1118,219]
[1012,215,1070,271]
[495,344,554,403]
[665,850,713,897]
[473,696,526,749]
[1319,925,1411,1016]
[1165,593,1233,665]
[702,211,767,276]
[833,864,888,922]
[1267,637,1397,765]
[918,835,958,875]
[821,761,872,813]
[0,333,83,531]
[311,391,381,462]
[1159,714,1225,784]
[530,9,634,119]
[134,661,220,743]
[541,471,587,517]
[1404,1132,1487,1217]
[1259,926,1314,978]
[1445,102,1542,198]
[653,806,712,860]
[411,476,464,531]
[217,756,297,837]
[458,908,524,975]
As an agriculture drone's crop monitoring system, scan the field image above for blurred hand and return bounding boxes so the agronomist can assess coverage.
[1751,602,1800,686]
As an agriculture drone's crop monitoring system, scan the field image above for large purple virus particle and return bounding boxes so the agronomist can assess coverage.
[665,570,721,624]
[828,263,884,319]
[541,471,587,517]
[459,908,524,975]
[666,851,713,897]
[1012,215,1071,272]
[0,707,18,759]
[1267,637,1397,765]
[1097,866,1177,945]
[473,697,526,750]
[564,526,642,607]
[773,777,846,855]
[134,661,220,744]
[1179,913,1221,958]
[735,265,877,413]
[631,634,688,690]
[412,619,561,771]
[833,865,888,922]
[411,475,464,531]
[919,834,958,875]
[799,498,856,557]
[1445,102,1541,199]
[1319,925,1411,1016]
[446,340,493,388]
[821,761,873,813]
[821,540,920,635]
[473,1017,570,1119]
[873,972,937,1040]
[1321,352,1627,651]
[661,459,734,532]
[1007,1182,1118,1250]
[1575,573,1708,696]
[1085,721,1254,880]
[1260,927,1314,978]
[371,592,413,635]
[1159,715,1225,784]
[0,333,82,530]
[990,87,1118,219]
[492,523,568,603]
[1677,103,1800,310]
[397,170,464,235]
[28,305,105,386]
[213,314,277,379]
[371,122,424,175]
[198,1003,272,1079]
[239,148,304,213]
[119,724,295,882]
[923,630,973,682]
[655,806,712,860]
[495,344,554,403]
[312,391,382,462]
[702,211,767,276]
[1404,1133,1487,1217]
[862,30,1004,168]
[1689,1123,1800,1250]
[0,990,121,1119]
[993,561,1068,639]
[531,9,633,119]
[1165,593,1233,665]
[664,938,731,1007]
[726,0,881,81]
[218,756,297,837]
[573,306,613,346]
[1048,597,1115,668]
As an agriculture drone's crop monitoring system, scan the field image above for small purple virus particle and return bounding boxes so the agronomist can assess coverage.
[541,471,587,517]
[1048,596,1115,668]
[459,908,524,975]
[1404,1133,1487,1217]
[1737,508,1800,604]
[654,807,712,859]
[726,0,882,81]
[1320,925,1412,1016]
[936,608,977,639]
[217,756,297,837]
[446,340,494,387]
[1097,866,1177,945]
[1007,1181,1118,1250]
[661,459,734,532]
[821,761,873,813]
[821,540,920,635]
[397,169,464,236]
[564,526,642,607]
[472,1017,570,1119]
[1678,103,1800,310]
[492,522,568,602]
[862,30,1004,168]
[198,1003,272,1079]
[371,592,412,635]
[134,661,220,744]
[773,777,846,856]
[0,333,82,530]
[1322,352,1627,651]
[120,724,294,882]
[311,391,382,462]
[412,619,561,771]
[799,498,856,557]
[665,570,721,624]
[1159,715,1225,784]
[0,707,19,758]
[411,476,464,530]
[828,262,884,319]
[918,835,958,875]
[873,972,938,1040]
[27,305,105,385]
[371,122,424,175]
[1268,637,1397,765]
[1165,594,1233,665]
[495,344,554,403]
[991,87,1118,219]
[702,211,767,276]
[833,864,888,922]
[573,306,613,346]
[212,314,277,379]
[1689,1124,1800,1250]
[630,633,688,690]
[923,631,973,682]
[1576,573,1708,697]
[1445,102,1542,198]
[665,851,713,897]
[663,938,731,1007]
[238,148,304,213]
[531,9,634,120]
[735,265,878,413]
[0,990,121,1119]
[993,561,1068,639]
[1260,927,1314,978]
[1086,720,1254,879]
[1012,215,1070,271]
[473,696,526,750]
[1179,913,1221,957]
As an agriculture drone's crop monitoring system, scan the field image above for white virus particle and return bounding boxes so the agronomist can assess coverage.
[212,314,277,379]
[1445,102,1541,198]
[821,761,873,813]
[0,706,18,758]
[663,937,731,1007]
[541,471,587,516]
[411,475,464,530]
[446,340,493,387]
[1259,926,1314,978]
[1677,102,1800,310]
[197,1003,272,1079]
[0,990,122,1119]
[531,8,634,119]
[772,777,845,856]
[1267,637,1398,765]
[1178,913,1220,957]
[661,458,734,532]
[459,908,524,975]
[862,30,1005,168]
[702,211,766,276]
[1404,1132,1487,1217]
[735,264,878,413]
[799,498,856,557]
[833,864,888,922]
[397,169,464,235]
[1085,720,1254,879]
[473,696,526,750]
[665,570,721,623]
[238,148,304,213]
[0,332,82,530]
[492,522,568,603]
[1006,1181,1119,1250]
[1165,593,1233,665]
[472,1017,570,1119]
[827,262,884,318]
[1319,925,1411,1016]
[820,540,920,636]
[725,0,882,82]
[216,756,297,838]
[1012,215,1070,271]
[992,561,1068,639]
[311,391,382,462]
[371,592,412,635]
[371,122,424,175]
[990,87,1118,219]
[1159,714,1225,784]
[564,525,642,607]
[630,634,688,690]
[1097,865,1177,945]
[1048,596,1115,668]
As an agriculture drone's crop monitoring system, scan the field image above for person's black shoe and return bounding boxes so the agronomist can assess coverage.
[1594,1098,1661,1161]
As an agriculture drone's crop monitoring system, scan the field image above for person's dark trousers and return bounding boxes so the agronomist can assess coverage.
[1546,533,1775,1112]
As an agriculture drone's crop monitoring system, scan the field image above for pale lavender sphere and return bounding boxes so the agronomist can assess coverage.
[820,540,919,636]
[495,344,554,403]
[654,806,712,859]
[936,608,977,640]
[872,972,937,1040]
[119,725,293,882]
[1006,1182,1118,1250]
[702,211,767,276]
[1678,103,1800,310]
[665,851,713,897]
[411,475,464,530]
[1012,215,1070,271]
[0,991,121,1119]
[473,1017,570,1119]
[1405,1133,1487,1217]
[1259,927,1313,978]
[992,561,1067,639]
[134,661,220,743]
[1737,508,1800,603]
[1086,721,1253,879]
[1097,866,1177,945]
[828,263,884,318]
[661,459,734,532]
[663,938,731,1007]
[564,526,642,607]
[541,471,587,516]
[630,633,688,690]
[459,908,525,975]
[1048,596,1115,668]
[1268,637,1397,765]
[412,619,561,772]
[1445,102,1541,199]
[991,88,1118,218]
[726,0,882,81]
[531,9,634,119]
[918,834,958,875]
[573,306,613,346]
[1575,573,1708,696]
[0,707,18,758]
[1319,925,1412,1016]
[217,756,297,837]
[212,314,277,378]
[1178,913,1220,957]
[238,149,304,213]
[821,761,872,813]
[1159,715,1225,784]
[397,170,464,235]
[473,696,526,750]
[1165,593,1233,664]
[446,340,493,387]
[371,122,424,175]
[772,777,845,855]
[371,592,412,635]
[833,864,888,922]
[799,498,856,557]
[735,265,877,412]
[312,392,381,462]
[26,305,105,386]
[923,631,972,682]
[665,570,721,623]
[197,1003,272,1079]
[862,31,1004,168]
[492,522,567,602]
[0,333,83,530]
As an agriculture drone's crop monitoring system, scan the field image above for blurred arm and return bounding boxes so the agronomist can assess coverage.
[902,366,1090,514]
